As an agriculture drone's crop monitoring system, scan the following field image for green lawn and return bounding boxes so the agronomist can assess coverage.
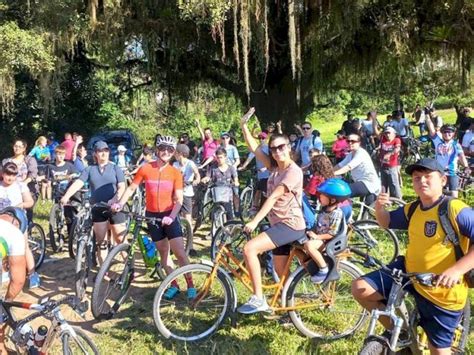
[31,108,473,354]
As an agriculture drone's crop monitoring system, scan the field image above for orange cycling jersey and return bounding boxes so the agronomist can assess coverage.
[132,162,183,213]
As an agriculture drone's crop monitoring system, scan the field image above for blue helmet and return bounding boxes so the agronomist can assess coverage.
[317,178,351,202]
[0,207,28,233]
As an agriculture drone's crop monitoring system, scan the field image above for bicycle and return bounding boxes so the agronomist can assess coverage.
[48,179,72,252]
[2,295,98,354]
[68,186,92,259]
[153,219,368,342]
[239,176,255,220]
[457,170,473,200]
[350,197,406,223]
[353,249,470,354]
[90,211,166,320]
[27,221,46,270]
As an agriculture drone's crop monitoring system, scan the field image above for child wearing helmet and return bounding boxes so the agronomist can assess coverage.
[304,178,351,283]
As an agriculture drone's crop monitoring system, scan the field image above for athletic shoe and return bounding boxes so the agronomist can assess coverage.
[164,286,180,300]
[188,249,198,257]
[237,295,270,314]
[310,268,328,284]
[187,287,197,299]
[29,272,41,289]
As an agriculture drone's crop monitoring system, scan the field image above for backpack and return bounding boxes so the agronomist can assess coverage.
[300,194,317,230]
[407,196,474,288]
[295,136,324,164]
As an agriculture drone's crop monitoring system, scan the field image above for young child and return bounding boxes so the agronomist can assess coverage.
[201,147,239,220]
[304,178,351,283]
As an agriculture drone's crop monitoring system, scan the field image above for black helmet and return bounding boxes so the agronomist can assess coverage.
[440,124,456,133]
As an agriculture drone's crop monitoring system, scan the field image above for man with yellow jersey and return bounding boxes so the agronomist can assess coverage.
[352,158,474,354]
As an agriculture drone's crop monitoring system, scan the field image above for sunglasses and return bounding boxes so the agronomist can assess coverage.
[270,143,288,153]
[346,139,360,144]
[13,145,24,148]
[441,130,455,134]
[158,145,175,153]
[302,127,311,130]
[222,136,230,139]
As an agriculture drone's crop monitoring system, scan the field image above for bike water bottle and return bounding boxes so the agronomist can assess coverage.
[141,235,158,266]
[34,325,48,348]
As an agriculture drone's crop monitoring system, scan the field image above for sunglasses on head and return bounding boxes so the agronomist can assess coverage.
[346,139,360,144]
[158,145,175,153]
[270,143,288,153]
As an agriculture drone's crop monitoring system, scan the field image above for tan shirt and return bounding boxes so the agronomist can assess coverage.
[267,162,306,230]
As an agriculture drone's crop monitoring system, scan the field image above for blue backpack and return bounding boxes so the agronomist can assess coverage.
[301,194,317,230]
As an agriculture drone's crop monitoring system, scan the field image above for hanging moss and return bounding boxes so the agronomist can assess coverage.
[240,0,250,97]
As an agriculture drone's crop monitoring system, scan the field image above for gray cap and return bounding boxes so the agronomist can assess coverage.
[94,140,109,151]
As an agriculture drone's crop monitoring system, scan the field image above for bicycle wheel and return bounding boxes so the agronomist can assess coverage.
[91,243,132,320]
[180,217,193,255]
[284,261,367,340]
[349,220,400,265]
[49,203,65,252]
[153,263,232,342]
[68,216,81,260]
[210,221,250,261]
[75,238,91,301]
[239,186,253,221]
[59,326,99,354]
[359,337,390,355]
[210,204,227,238]
[28,222,46,270]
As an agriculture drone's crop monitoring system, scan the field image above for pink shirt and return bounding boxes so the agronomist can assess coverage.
[61,138,75,161]
[202,139,218,160]
[267,162,306,230]
[332,138,349,159]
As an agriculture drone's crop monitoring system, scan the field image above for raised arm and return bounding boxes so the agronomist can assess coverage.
[240,108,272,170]
[425,114,437,137]
[194,118,205,141]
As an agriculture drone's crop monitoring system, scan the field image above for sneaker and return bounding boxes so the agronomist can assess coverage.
[29,272,41,289]
[237,295,270,314]
[310,268,328,284]
[187,287,197,299]
[188,249,198,257]
[164,286,180,300]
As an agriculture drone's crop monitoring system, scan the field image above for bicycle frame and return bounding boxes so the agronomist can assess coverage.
[194,244,349,313]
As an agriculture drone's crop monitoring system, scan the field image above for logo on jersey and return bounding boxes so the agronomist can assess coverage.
[424,221,438,237]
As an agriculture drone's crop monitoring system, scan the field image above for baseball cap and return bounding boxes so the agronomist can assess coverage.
[405,158,445,175]
[117,145,127,152]
[384,126,396,134]
[258,132,268,139]
[221,132,230,138]
[94,140,109,151]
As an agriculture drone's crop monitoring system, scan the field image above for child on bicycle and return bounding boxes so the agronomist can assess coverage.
[201,147,239,220]
[304,178,351,283]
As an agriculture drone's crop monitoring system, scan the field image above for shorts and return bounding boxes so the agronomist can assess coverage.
[446,175,459,192]
[91,206,126,225]
[37,164,48,176]
[362,256,464,349]
[145,210,183,242]
[181,196,193,215]
[264,223,306,256]
[256,178,268,193]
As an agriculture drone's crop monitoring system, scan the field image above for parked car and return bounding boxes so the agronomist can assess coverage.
[86,130,142,164]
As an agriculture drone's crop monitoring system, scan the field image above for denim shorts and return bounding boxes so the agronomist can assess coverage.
[362,256,464,349]
[446,174,459,191]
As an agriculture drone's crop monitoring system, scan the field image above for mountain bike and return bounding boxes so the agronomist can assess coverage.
[352,249,471,355]
[153,219,368,342]
[91,211,166,320]
[48,180,71,252]
[2,295,98,354]
[239,176,255,221]
[28,221,46,270]
[350,197,406,223]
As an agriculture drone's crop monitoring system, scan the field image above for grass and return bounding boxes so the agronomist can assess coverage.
[31,108,472,354]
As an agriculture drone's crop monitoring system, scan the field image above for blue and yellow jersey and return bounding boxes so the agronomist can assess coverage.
[389,198,474,311]
[0,236,8,260]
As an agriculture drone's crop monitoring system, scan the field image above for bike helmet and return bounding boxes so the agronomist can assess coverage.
[155,135,177,149]
[440,124,456,133]
[0,207,28,233]
[317,178,351,202]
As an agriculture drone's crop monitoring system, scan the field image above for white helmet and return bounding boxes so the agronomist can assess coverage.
[156,135,177,149]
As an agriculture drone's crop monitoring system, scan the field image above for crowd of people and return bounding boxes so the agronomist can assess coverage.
[0,104,472,353]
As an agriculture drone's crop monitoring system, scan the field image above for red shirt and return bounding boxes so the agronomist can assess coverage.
[61,138,75,160]
[202,139,218,160]
[332,138,349,159]
[379,136,401,167]
[133,162,183,212]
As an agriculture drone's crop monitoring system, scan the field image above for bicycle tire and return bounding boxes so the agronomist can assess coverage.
[210,220,250,261]
[153,263,232,342]
[210,204,227,239]
[284,261,367,340]
[239,186,253,221]
[60,326,99,354]
[179,217,193,256]
[358,337,389,355]
[49,203,65,252]
[28,222,46,270]
[68,216,82,260]
[350,220,400,265]
[91,243,132,320]
[452,301,470,354]
[75,239,90,301]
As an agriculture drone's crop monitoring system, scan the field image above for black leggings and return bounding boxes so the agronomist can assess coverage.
[350,181,376,205]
